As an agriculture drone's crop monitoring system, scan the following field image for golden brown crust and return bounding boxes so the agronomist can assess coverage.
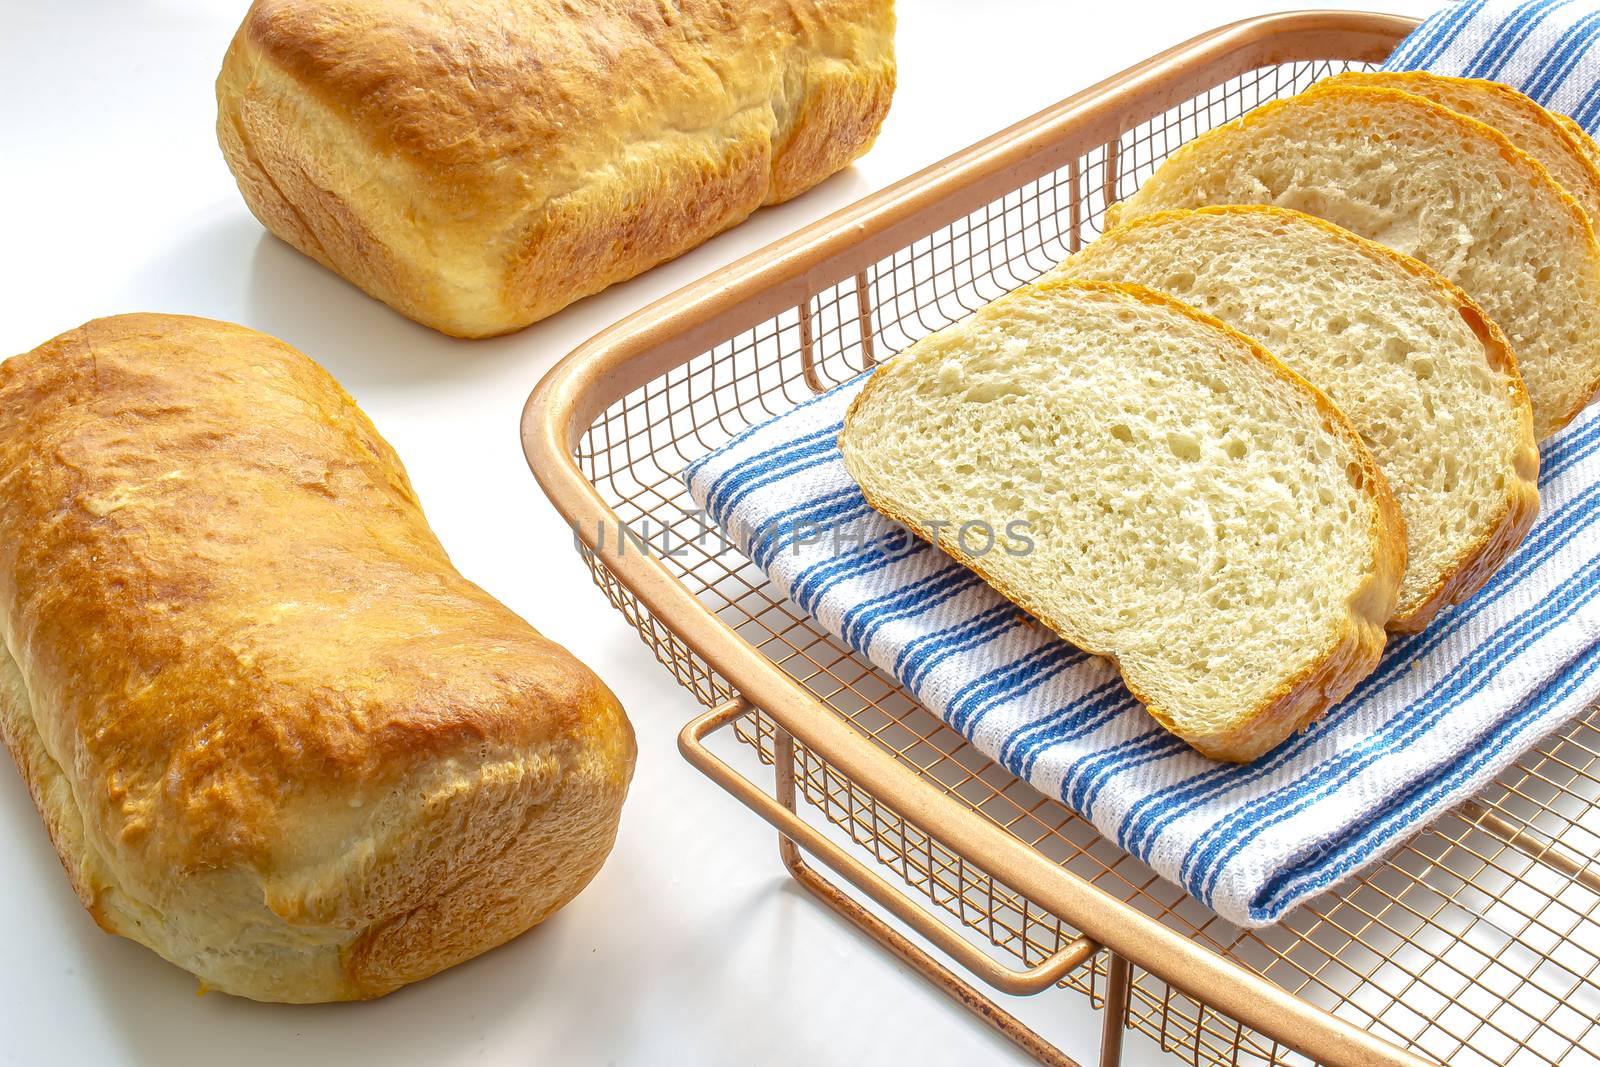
[1553,111,1600,173]
[1084,205,1541,632]
[0,657,98,917]
[215,0,896,337]
[0,314,635,1001]
[842,281,1405,764]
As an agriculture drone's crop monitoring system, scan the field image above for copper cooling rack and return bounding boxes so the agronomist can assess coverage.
[522,12,1600,1066]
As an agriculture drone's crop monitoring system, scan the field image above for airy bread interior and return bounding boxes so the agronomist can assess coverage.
[840,281,1404,761]
[1111,83,1600,439]
[1326,71,1600,226]
[1054,206,1540,631]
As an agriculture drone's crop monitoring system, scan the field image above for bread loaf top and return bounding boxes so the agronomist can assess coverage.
[233,0,893,193]
[217,0,897,336]
[0,314,635,1000]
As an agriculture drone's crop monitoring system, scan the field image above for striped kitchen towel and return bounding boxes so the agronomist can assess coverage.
[682,2,1600,928]
[1387,0,1600,120]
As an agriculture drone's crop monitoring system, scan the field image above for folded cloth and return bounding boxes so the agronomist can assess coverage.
[682,2,1600,928]
[1387,0,1600,121]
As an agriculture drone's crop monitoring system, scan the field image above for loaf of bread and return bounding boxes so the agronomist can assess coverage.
[0,315,635,1002]
[1110,82,1600,439]
[1326,72,1600,224]
[840,281,1405,762]
[1054,206,1540,631]
[216,0,896,338]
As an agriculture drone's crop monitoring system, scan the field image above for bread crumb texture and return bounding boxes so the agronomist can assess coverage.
[841,282,1403,762]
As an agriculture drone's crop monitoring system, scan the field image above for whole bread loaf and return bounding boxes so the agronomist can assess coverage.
[840,281,1404,762]
[1055,206,1540,632]
[1111,82,1600,439]
[0,315,636,1002]
[216,0,896,338]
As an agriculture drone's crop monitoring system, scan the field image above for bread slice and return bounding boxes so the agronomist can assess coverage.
[1053,206,1539,632]
[1110,82,1600,439]
[839,281,1405,762]
[1326,72,1600,225]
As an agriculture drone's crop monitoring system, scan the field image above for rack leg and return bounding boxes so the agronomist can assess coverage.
[771,725,1083,1067]
[854,271,877,367]
[1456,799,1600,892]
[1067,157,1083,253]
[1098,951,1132,1067]
[797,295,824,394]
[1100,138,1121,213]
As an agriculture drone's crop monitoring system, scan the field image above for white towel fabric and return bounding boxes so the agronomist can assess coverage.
[682,2,1600,928]
[1387,0,1600,119]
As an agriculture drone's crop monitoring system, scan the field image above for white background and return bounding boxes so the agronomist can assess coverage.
[0,2,1440,1065]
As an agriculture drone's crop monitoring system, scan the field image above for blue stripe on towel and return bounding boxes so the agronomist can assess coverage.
[946,642,1081,735]
[1249,637,1600,919]
[1570,63,1600,125]
[1390,0,1490,68]
[1522,8,1600,99]
[1462,0,1572,79]
[840,566,987,657]
[1194,547,1600,902]
[997,674,1127,771]
[897,602,1021,692]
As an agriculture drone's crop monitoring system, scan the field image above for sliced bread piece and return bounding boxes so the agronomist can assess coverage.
[839,280,1405,762]
[1053,206,1539,631]
[1326,72,1600,225]
[1110,82,1600,439]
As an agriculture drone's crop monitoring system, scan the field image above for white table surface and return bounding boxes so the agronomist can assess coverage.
[0,2,1443,1064]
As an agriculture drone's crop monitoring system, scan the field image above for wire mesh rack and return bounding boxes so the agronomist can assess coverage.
[522,12,1600,1067]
